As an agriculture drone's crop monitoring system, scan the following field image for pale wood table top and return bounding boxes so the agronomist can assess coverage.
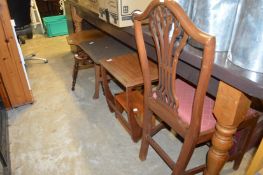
[100,53,158,88]
[66,29,105,46]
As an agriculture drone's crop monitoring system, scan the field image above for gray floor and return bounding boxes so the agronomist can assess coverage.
[7,35,254,175]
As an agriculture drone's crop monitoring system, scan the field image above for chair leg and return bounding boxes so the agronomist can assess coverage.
[101,66,115,112]
[139,106,153,161]
[115,99,124,118]
[172,133,198,175]
[233,117,258,170]
[93,64,101,99]
[72,59,79,91]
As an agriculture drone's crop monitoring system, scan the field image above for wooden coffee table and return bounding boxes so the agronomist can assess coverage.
[100,53,158,142]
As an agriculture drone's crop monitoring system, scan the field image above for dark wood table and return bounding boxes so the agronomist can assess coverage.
[79,36,134,64]
[65,1,263,174]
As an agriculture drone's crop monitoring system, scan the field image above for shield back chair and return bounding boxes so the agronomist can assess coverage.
[133,0,259,174]
[66,29,105,96]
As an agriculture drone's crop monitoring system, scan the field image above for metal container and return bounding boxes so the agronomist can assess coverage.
[175,0,193,17]
[190,0,240,51]
[169,0,193,39]
[228,0,263,73]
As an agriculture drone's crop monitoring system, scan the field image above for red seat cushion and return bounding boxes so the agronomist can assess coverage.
[153,79,216,132]
[152,79,260,132]
[175,79,216,132]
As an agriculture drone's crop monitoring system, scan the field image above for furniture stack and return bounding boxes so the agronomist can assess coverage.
[66,0,263,174]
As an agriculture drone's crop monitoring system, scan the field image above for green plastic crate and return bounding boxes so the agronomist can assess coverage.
[43,15,68,37]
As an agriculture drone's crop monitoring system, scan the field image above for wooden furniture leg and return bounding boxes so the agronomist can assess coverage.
[126,88,142,142]
[93,64,101,99]
[70,6,83,32]
[115,98,124,118]
[101,66,114,112]
[204,81,251,175]
[72,58,79,91]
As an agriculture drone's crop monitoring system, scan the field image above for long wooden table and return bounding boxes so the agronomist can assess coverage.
[65,1,263,174]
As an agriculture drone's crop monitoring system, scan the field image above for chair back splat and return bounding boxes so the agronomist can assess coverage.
[134,0,215,136]
[133,0,215,174]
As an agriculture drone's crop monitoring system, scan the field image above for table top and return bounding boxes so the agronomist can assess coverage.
[100,53,158,88]
[79,36,134,64]
[67,29,105,46]
[181,46,263,99]
[67,0,263,99]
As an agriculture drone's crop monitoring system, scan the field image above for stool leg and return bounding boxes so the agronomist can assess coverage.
[115,99,124,119]
[72,59,79,91]
[93,64,101,99]
[101,66,115,112]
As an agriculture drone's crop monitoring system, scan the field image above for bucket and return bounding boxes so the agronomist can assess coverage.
[169,0,193,39]
[43,15,68,37]
[228,0,263,73]
[174,0,193,17]
[190,0,240,51]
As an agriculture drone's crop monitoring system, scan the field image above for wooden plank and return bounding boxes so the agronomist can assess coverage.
[0,74,11,109]
[0,0,33,107]
[246,139,263,175]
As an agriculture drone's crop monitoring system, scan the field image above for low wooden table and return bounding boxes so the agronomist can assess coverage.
[79,36,134,65]
[100,53,158,142]
[78,36,133,98]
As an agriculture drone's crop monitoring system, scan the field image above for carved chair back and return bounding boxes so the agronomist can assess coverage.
[133,0,215,133]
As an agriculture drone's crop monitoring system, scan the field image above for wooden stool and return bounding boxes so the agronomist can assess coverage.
[79,36,133,99]
[66,29,105,92]
[72,51,93,91]
[100,53,158,142]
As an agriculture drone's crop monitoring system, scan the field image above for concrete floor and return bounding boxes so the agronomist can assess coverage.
[7,35,254,175]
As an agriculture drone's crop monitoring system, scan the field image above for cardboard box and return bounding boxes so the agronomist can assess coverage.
[99,0,151,27]
[78,0,99,14]
[98,0,108,21]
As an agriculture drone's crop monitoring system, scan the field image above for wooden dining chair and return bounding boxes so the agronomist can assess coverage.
[67,29,105,92]
[133,0,259,174]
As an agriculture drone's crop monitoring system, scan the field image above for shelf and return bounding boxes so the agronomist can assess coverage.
[115,91,155,128]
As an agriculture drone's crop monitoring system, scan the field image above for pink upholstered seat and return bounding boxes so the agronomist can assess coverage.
[153,79,216,132]
[153,79,259,132]
[175,79,216,132]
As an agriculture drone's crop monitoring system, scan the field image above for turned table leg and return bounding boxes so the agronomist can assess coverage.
[204,81,251,175]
